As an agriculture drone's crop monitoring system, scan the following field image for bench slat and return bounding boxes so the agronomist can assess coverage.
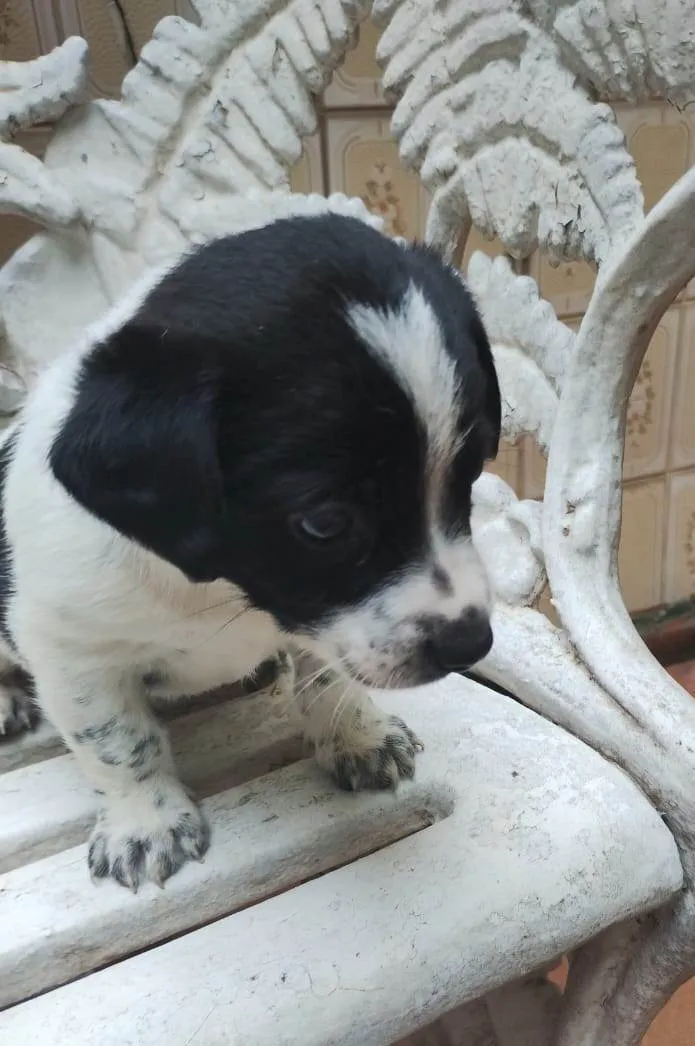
[0,687,301,873]
[0,720,64,775]
[0,680,683,1039]
[0,679,266,776]
[1,759,434,1008]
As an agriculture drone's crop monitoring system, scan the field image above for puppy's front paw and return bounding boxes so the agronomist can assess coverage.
[0,679,39,739]
[88,782,209,891]
[316,714,423,792]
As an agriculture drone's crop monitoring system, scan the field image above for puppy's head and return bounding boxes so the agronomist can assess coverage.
[51,214,500,687]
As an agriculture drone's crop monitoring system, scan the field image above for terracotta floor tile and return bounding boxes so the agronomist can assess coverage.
[545,960,695,1044]
[644,978,695,1045]
[639,604,695,665]
[666,658,695,694]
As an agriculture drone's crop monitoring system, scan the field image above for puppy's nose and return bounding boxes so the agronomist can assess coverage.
[424,608,493,673]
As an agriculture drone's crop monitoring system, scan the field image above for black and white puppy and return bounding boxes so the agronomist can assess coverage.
[0,213,500,890]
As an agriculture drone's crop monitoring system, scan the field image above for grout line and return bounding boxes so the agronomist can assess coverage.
[317,110,331,195]
[321,104,395,117]
[623,462,695,489]
[109,0,138,67]
[657,307,688,605]
[664,302,688,475]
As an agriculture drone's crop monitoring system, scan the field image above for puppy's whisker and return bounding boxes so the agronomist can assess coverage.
[301,680,338,718]
[327,684,354,742]
[384,667,398,690]
[298,667,347,716]
[295,656,355,723]
[293,663,336,702]
[325,690,345,741]
[182,597,239,620]
[192,606,251,650]
[328,673,360,734]
[293,655,349,705]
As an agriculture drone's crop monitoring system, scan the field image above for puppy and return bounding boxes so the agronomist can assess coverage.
[0,212,500,889]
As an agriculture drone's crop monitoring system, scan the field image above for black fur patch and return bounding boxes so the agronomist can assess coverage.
[50,215,499,635]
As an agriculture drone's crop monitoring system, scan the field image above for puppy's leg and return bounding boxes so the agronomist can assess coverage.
[292,652,422,791]
[0,644,39,738]
[34,662,208,890]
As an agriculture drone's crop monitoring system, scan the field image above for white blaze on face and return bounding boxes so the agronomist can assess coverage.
[347,284,463,522]
[314,287,492,687]
[314,536,491,687]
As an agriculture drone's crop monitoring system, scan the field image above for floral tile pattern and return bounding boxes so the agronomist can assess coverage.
[326,115,430,239]
[669,303,695,470]
[623,311,680,482]
[663,472,695,606]
[619,479,666,612]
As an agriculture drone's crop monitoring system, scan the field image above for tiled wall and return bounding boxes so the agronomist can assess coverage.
[3,6,695,613]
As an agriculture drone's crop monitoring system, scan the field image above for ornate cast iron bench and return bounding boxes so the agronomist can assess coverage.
[0,2,694,1043]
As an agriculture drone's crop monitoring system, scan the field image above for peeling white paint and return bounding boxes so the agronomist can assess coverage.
[2,2,695,1043]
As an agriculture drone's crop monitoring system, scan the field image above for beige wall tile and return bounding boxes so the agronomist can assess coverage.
[631,118,689,212]
[326,115,429,238]
[1,1,198,97]
[623,310,679,481]
[58,0,133,98]
[27,0,62,54]
[517,318,578,501]
[520,436,547,500]
[615,102,692,213]
[0,0,42,61]
[663,471,695,606]
[289,133,324,195]
[485,438,522,496]
[0,213,41,268]
[0,127,51,268]
[114,2,199,52]
[669,304,695,470]
[619,479,665,612]
[324,20,384,108]
[461,227,506,273]
[536,587,560,627]
[532,251,597,319]
[5,0,197,65]
[130,1,197,48]
[616,101,695,300]
[175,1,200,21]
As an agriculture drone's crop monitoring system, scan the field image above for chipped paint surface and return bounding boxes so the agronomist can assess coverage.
[2,1,695,1041]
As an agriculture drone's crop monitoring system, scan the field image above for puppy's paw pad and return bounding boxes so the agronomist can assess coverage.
[0,683,39,739]
[88,792,209,891]
[320,714,422,792]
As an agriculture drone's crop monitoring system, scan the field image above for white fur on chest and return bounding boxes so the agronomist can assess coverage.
[9,524,282,695]
[134,595,282,698]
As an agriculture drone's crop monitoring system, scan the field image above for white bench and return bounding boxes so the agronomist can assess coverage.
[1,2,695,1043]
[0,677,681,1044]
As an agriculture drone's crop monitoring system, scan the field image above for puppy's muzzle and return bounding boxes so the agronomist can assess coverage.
[420,608,493,676]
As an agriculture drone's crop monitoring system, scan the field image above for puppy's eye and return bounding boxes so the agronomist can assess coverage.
[291,504,355,544]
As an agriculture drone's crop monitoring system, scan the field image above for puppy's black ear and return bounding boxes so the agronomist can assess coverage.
[471,311,501,458]
[50,324,226,581]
